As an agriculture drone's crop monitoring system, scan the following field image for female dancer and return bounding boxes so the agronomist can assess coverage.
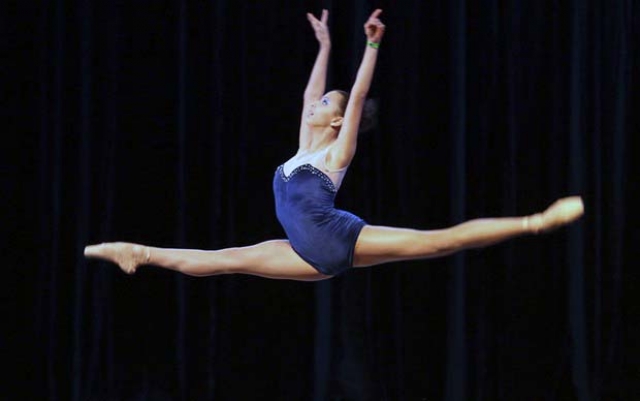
[85,9,584,281]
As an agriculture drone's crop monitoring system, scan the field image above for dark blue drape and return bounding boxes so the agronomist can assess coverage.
[4,0,637,399]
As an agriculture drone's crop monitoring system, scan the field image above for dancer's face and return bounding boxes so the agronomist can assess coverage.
[306,91,345,129]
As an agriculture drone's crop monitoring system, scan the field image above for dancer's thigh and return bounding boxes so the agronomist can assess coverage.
[353,225,453,267]
[233,240,332,281]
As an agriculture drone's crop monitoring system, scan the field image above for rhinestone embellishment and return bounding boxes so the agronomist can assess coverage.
[278,164,337,193]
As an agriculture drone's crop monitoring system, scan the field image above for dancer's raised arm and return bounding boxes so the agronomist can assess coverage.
[300,9,331,149]
[329,9,385,169]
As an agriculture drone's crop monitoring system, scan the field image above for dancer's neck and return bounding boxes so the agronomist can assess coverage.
[302,126,337,153]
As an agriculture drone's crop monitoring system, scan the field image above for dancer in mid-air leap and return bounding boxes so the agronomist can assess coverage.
[85,9,584,281]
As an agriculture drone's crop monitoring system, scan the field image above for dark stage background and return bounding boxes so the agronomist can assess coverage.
[4,0,638,400]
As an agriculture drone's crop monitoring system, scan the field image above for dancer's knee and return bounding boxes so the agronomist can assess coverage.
[180,249,241,277]
[175,257,217,277]
[424,229,462,256]
[176,242,284,277]
[215,247,258,275]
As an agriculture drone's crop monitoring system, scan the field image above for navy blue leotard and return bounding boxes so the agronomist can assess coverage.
[273,162,366,276]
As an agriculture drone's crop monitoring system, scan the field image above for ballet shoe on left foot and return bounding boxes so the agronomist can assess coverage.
[84,242,150,275]
[523,196,585,234]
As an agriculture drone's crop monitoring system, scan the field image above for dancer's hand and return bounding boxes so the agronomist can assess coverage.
[307,9,330,48]
[364,9,385,44]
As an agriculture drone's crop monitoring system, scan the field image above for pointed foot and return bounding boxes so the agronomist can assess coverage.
[525,196,584,234]
[84,242,150,275]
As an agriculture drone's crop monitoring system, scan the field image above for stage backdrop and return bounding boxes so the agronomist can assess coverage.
[4,0,638,400]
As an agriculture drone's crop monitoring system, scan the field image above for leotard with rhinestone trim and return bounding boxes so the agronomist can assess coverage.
[273,160,365,276]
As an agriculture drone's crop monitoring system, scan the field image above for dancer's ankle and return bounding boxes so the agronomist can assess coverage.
[522,214,543,234]
[141,245,151,264]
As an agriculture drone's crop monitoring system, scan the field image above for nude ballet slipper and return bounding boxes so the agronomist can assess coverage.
[523,196,585,234]
[84,242,150,274]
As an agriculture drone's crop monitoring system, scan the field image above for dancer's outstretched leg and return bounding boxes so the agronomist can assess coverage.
[353,196,584,267]
[84,240,331,281]
[85,197,583,278]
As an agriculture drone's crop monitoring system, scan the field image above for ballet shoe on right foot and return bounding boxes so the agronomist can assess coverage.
[84,242,150,275]
[523,196,585,234]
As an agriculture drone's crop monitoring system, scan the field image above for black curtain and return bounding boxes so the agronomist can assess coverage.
[5,0,637,399]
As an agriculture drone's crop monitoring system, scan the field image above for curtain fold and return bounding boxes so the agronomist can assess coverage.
[445,0,467,400]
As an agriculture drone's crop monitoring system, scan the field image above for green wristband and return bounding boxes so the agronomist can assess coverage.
[367,41,380,49]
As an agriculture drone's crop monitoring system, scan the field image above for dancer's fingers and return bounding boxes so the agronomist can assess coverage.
[307,12,318,24]
[369,9,383,20]
[321,9,328,24]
